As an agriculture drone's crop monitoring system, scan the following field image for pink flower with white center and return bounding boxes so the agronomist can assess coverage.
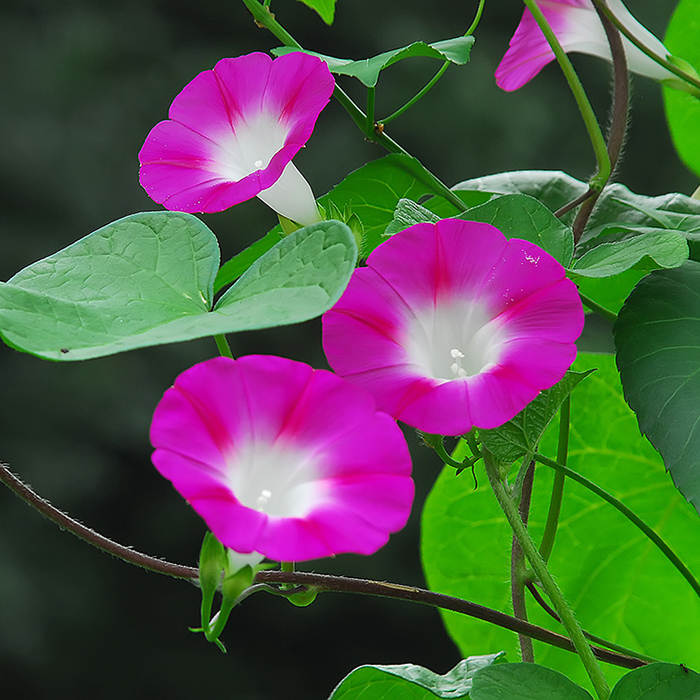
[496,0,673,92]
[138,52,335,226]
[322,219,584,436]
[150,356,414,562]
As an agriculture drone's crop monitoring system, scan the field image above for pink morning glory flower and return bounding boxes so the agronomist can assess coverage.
[150,356,414,562]
[139,52,335,226]
[322,219,584,436]
[496,0,672,91]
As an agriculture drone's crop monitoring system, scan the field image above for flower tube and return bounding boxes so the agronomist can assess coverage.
[150,356,414,562]
[496,0,673,92]
[139,52,335,225]
[322,219,584,436]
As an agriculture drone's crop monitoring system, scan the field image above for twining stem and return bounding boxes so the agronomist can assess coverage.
[240,0,468,213]
[521,0,611,192]
[484,450,610,700]
[539,397,571,563]
[572,1,630,241]
[534,452,700,601]
[380,0,486,125]
[512,461,535,662]
[591,0,700,93]
[0,460,644,669]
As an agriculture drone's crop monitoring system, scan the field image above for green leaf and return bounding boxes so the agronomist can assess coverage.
[459,194,574,266]
[320,154,462,255]
[575,270,647,317]
[571,228,689,277]
[422,354,700,690]
[274,37,474,88]
[0,212,357,360]
[614,261,700,515]
[663,0,700,178]
[471,663,593,700]
[385,198,440,236]
[610,663,700,699]
[296,0,336,24]
[479,370,593,465]
[329,655,504,700]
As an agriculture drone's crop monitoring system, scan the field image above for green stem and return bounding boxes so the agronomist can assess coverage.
[578,291,618,325]
[381,62,450,125]
[534,452,700,602]
[539,397,570,563]
[591,0,700,93]
[366,87,376,134]
[214,334,234,358]
[240,0,468,212]
[522,0,611,191]
[484,450,610,700]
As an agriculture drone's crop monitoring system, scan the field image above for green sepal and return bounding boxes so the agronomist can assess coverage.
[286,587,319,607]
[196,532,226,645]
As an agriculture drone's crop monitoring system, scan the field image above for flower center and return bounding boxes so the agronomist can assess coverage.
[225,440,324,519]
[404,300,504,381]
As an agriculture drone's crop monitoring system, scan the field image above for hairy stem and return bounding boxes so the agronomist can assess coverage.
[512,461,535,662]
[484,450,610,699]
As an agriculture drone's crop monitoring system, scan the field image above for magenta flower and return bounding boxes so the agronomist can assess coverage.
[139,52,335,225]
[150,356,414,562]
[496,0,672,91]
[322,219,584,436]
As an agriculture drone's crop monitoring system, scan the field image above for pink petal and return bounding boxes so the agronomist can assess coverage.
[150,356,414,561]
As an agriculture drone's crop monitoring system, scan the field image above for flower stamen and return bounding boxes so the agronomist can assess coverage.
[450,348,468,379]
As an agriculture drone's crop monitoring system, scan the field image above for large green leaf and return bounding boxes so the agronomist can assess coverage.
[471,663,593,700]
[274,37,473,88]
[0,212,357,360]
[329,655,503,700]
[610,663,700,699]
[421,354,700,691]
[295,0,337,24]
[663,0,700,178]
[321,154,465,254]
[614,261,700,514]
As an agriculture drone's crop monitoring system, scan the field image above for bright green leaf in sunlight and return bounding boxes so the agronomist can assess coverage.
[273,37,473,88]
[329,655,503,700]
[0,212,356,360]
[663,0,700,178]
[610,663,700,700]
[421,354,700,691]
[296,0,336,24]
[615,261,700,515]
[471,663,593,700]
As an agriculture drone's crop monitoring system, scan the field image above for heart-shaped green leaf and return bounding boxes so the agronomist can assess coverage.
[614,260,700,514]
[610,663,700,699]
[0,212,357,360]
[295,0,336,24]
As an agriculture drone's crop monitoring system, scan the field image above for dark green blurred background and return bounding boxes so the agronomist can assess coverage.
[0,1,694,697]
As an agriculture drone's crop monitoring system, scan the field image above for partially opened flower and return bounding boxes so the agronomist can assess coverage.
[322,219,584,436]
[496,0,672,91]
[150,356,414,562]
[139,52,335,225]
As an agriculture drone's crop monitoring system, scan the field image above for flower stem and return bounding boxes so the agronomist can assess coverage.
[214,334,234,358]
[521,0,611,192]
[534,452,700,601]
[539,397,570,563]
[483,449,610,700]
[511,461,535,662]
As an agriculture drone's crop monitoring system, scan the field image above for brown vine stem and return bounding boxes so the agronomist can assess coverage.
[0,460,644,669]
